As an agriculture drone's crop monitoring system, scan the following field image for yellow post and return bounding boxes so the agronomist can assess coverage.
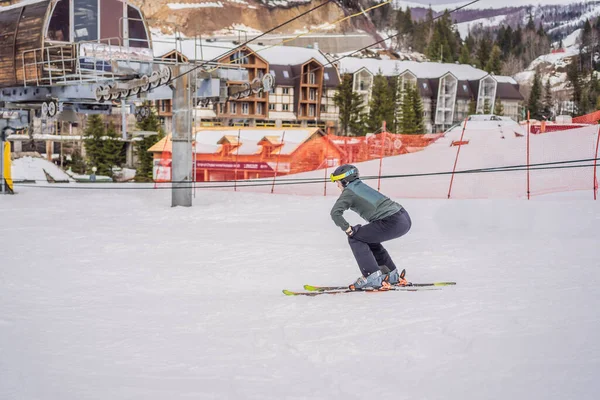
[3,141,14,194]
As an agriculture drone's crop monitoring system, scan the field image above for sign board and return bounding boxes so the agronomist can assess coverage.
[195,161,274,171]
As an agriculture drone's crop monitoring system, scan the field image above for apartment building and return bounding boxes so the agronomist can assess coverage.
[338,57,524,133]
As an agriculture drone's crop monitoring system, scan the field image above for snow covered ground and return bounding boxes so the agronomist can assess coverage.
[1,182,599,399]
[2,122,599,398]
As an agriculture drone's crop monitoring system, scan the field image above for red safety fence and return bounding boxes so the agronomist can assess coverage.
[572,110,600,124]
[329,132,443,165]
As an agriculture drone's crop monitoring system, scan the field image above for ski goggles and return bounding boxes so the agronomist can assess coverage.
[330,168,356,183]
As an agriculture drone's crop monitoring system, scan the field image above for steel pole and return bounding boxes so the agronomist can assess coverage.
[171,65,193,207]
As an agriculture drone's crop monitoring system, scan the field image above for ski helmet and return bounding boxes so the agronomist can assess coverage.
[330,164,359,187]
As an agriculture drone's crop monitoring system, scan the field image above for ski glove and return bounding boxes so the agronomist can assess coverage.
[346,224,361,237]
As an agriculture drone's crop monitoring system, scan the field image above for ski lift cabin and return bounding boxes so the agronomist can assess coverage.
[0,0,171,105]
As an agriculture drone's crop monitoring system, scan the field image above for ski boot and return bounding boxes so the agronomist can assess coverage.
[385,268,408,286]
[349,270,385,291]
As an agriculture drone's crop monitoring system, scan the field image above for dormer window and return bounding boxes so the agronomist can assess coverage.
[257,136,283,159]
[217,136,241,157]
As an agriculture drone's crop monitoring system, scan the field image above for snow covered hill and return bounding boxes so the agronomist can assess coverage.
[1,174,599,399]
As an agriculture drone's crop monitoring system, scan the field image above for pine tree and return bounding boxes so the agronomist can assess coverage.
[333,75,365,136]
[476,33,492,69]
[483,99,491,114]
[485,45,503,74]
[528,71,543,120]
[494,99,504,116]
[83,115,106,175]
[397,83,425,134]
[135,104,164,181]
[459,44,471,65]
[83,116,125,177]
[399,85,417,133]
[412,85,425,134]
[526,14,536,32]
[542,79,554,119]
[468,98,477,115]
[366,73,396,133]
[566,57,584,115]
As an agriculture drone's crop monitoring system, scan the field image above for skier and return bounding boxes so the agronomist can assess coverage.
[330,164,412,290]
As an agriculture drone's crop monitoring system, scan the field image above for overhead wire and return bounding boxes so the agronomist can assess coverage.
[13,157,600,190]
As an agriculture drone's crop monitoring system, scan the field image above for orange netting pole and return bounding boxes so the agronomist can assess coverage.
[377,121,386,192]
[447,118,468,199]
[594,124,600,200]
[154,135,171,189]
[234,128,241,192]
[271,130,285,194]
[527,110,531,200]
[323,134,329,197]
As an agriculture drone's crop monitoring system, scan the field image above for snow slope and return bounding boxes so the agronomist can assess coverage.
[11,157,73,183]
[394,0,594,10]
[1,183,599,399]
[214,124,598,200]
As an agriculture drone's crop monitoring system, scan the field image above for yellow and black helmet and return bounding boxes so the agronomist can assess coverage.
[330,164,359,187]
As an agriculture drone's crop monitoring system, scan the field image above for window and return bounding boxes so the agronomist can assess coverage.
[230,102,237,114]
[257,103,263,115]
[282,70,290,78]
[128,6,149,48]
[282,87,290,95]
[308,104,316,117]
[269,103,275,111]
[324,72,330,81]
[231,51,248,65]
[47,0,70,41]
[282,104,289,111]
[73,0,99,42]
[309,73,316,84]
[309,89,317,101]
[271,70,276,78]
[320,104,326,113]
[242,102,249,115]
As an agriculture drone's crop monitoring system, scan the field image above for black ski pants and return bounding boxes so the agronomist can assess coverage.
[348,208,412,277]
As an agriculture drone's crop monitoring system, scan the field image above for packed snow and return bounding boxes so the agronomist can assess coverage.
[455,15,506,38]
[1,179,599,399]
[2,122,600,398]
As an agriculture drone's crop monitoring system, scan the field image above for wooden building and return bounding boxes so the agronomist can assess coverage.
[0,0,152,89]
[148,127,343,182]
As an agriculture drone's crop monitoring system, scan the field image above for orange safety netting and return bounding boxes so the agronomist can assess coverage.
[328,132,443,165]
[572,110,600,124]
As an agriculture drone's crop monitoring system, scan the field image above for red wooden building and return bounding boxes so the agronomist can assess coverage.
[148,127,343,182]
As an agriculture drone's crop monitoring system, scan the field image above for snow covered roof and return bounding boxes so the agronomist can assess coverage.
[247,44,329,66]
[494,76,518,84]
[148,128,323,156]
[337,57,490,80]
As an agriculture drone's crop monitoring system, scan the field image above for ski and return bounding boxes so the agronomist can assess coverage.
[282,286,441,297]
[303,281,456,292]
[303,268,455,292]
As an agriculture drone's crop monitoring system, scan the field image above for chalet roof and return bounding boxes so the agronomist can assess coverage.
[323,67,340,88]
[270,65,294,86]
[247,44,328,65]
[496,82,524,100]
[416,78,433,97]
[337,57,521,82]
[456,80,474,99]
[148,128,324,156]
